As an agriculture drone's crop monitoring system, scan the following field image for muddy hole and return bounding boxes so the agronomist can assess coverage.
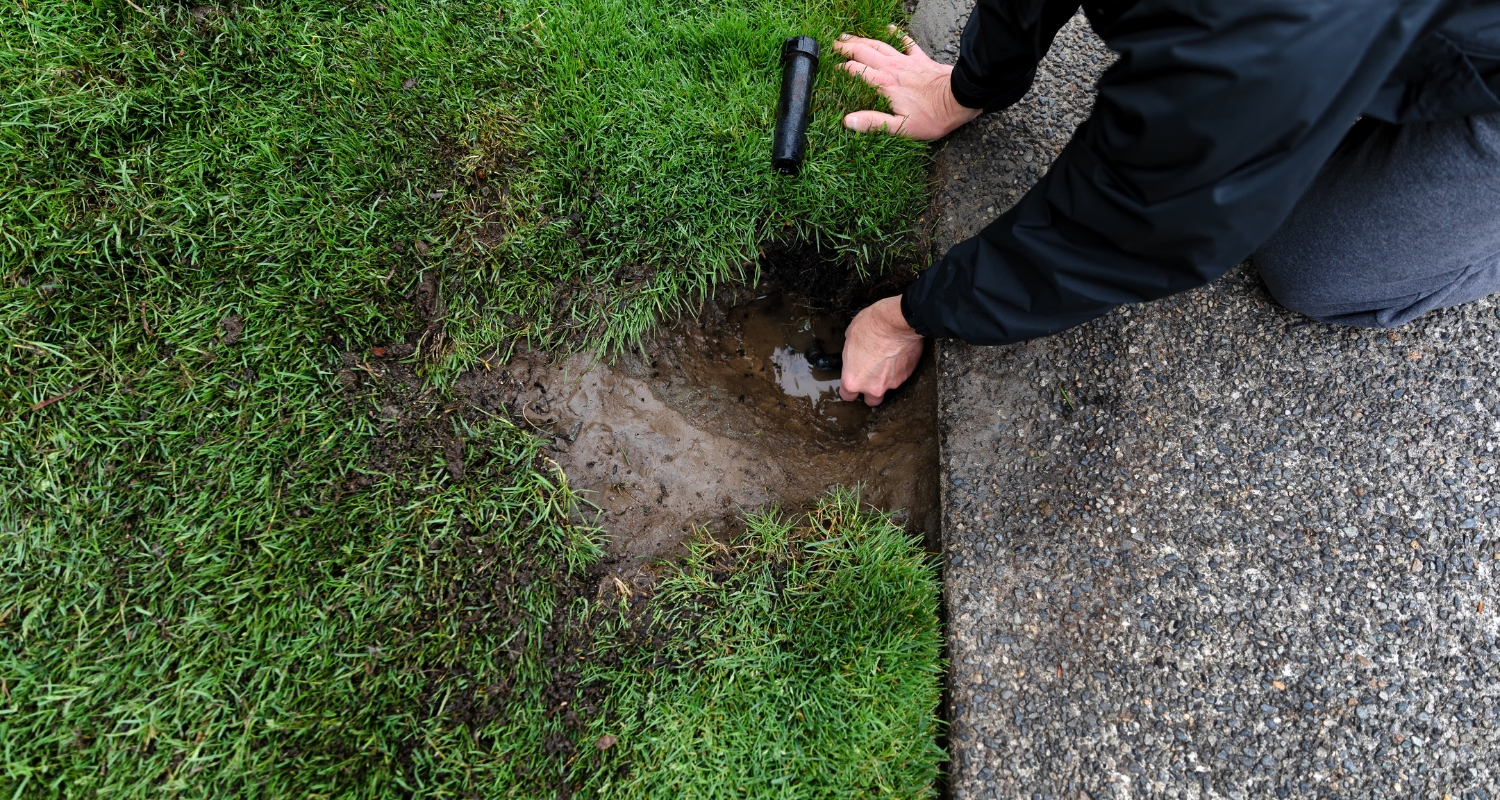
[458,277,940,566]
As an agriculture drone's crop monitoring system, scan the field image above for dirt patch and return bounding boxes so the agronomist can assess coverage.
[410,267,447,356]
[218,313,244,346]
[456,282,941,563]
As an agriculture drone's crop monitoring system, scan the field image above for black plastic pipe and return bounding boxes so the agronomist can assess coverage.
[772,36,820,175]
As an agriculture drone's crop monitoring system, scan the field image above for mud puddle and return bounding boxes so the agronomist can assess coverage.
[457,288,940,564]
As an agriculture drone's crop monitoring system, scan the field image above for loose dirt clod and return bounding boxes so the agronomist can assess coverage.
[459,287,940,562]
[219,313,244,346]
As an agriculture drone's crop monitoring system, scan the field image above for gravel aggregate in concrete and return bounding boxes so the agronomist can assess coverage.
[913,5,1500,798]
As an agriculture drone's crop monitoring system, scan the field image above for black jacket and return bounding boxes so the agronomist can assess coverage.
[901,0,1500,344]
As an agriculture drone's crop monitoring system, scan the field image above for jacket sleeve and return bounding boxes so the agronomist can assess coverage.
[949,0,1082,112]
[905,0,1446,345]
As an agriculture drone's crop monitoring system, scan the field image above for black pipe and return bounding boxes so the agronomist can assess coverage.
[772,36,819,175]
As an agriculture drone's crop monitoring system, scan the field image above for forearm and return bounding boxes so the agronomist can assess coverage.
[902,142,1247,345]
[951,0,1080,113]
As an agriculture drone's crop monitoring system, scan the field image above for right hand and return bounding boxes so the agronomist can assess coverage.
[839,296,925,406]
[833,27,982,141]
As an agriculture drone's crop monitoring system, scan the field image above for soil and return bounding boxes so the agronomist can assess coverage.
[456,281,942,563]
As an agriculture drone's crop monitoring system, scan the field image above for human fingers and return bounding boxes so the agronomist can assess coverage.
[842,110,908,136]
[837,376,884,406]
[832,37,905,69]
[842,32,903,58]
[838,370,867,403]
[840,59,896,88]
[898,34,931,61]
[843,110,907,136]
[832,35,887,57]
[839,351,875,403]
[882,24,917,54]
[839,354,863,402]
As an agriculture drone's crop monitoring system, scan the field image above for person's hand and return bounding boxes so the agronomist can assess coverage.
[833,27,981,141]
[839,296,925,406]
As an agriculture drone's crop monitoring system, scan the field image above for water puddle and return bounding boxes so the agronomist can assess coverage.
[719,292,865,434]
[457,287,939,564]
[770,343,841,405]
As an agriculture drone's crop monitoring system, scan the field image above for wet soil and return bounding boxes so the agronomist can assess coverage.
[457,285,941,563]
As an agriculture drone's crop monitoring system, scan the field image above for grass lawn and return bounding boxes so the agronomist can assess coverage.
[1,0,941,796]
[584,493,944,798]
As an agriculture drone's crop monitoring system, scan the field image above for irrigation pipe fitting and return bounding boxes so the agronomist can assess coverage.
[772,36,820,175]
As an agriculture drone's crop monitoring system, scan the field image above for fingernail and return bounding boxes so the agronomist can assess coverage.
[837,33,850,40]
[843,114,858,129]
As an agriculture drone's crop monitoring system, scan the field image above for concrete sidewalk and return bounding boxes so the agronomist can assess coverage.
[912,7,1500,799]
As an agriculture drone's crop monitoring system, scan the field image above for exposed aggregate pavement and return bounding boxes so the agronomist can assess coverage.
[911,5,1500,798]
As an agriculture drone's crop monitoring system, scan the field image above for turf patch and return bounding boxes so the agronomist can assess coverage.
[584,491,946,798]
[1,0,942,795]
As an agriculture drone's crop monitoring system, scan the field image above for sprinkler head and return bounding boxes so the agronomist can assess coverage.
[772,36,820,175]
[803,340,842,373]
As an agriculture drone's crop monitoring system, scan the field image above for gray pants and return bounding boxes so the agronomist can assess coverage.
[1255,112,1500,328]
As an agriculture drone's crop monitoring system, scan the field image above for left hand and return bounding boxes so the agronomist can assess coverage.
[833,27,982,140]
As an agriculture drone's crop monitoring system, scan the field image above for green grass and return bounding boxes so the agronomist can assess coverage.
[584,492,946,798]
[439,0,932,362]
[1,0,941,795]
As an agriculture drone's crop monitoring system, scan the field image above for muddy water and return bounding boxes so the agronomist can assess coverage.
[457,291,939,563]
[717,293,868,436]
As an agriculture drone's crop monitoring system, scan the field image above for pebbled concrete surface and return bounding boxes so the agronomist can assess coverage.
[913,6,1500,799]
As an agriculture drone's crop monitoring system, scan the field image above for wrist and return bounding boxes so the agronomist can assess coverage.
[898,290,926,338]
[876,296,923,342]
[941,72,982,135]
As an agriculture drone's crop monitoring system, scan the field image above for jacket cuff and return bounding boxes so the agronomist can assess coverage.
[949,62,1037,115]
[900,283,934,338]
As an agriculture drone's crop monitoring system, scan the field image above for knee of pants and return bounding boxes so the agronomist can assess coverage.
[1252,251,1409,329]
[1251,252,1348,324]
[1254,250,1500,329]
